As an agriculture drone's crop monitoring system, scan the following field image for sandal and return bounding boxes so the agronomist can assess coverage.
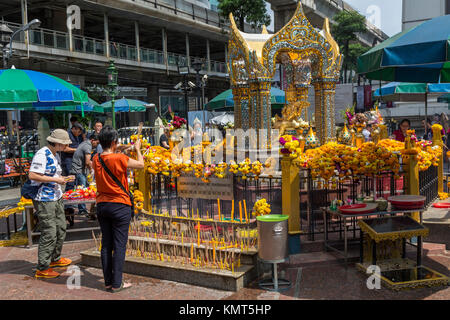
[109,282,132,293]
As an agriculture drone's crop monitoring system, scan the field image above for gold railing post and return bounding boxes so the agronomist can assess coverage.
[281,155,301,237]
[404,133,420,222]
[137,164,151,212]
[432,125,444,193]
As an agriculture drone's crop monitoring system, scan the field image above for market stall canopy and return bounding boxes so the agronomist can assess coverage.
[101,98,154,112]
[210,113,234,126]
[0,69,90,110]
[205,88,286,110]
[357,15,450,83]
[33,98,105,113]
[373,82,450,102]
[438,93,450,103]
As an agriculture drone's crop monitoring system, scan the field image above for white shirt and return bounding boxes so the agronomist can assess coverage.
[29,146,63,202]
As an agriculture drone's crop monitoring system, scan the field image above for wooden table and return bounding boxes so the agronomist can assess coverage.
[322,206,425,265]
[25,199,98,248]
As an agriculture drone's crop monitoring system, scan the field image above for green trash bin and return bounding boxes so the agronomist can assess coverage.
[256,214,289,262]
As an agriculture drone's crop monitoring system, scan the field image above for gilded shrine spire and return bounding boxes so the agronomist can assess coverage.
[227,2,342,143]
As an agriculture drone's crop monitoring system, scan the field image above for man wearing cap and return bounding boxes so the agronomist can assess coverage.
[28,129,75,279]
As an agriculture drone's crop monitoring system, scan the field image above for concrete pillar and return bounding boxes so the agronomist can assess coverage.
[104,14,110,58]
[162,28,168,71]
[21,0,28,47]
[185,33,190,67]
[147,86,159,127]
[224,44,228,63]
[206,38,211,72]
[135,21,140,62]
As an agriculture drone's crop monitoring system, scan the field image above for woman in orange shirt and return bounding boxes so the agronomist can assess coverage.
[93,126,144,292]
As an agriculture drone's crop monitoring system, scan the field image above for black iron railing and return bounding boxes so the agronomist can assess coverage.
[419,165,439,208]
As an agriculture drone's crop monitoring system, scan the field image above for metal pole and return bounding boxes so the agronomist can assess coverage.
[112,94,116,129]
[425,89,428,138]
[202,83,205,127]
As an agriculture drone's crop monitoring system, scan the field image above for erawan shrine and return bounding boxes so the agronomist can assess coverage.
[1,2,448,293]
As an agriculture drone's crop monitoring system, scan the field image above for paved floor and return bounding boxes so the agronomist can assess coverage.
[1,187,449,300]
[0,237,449,300]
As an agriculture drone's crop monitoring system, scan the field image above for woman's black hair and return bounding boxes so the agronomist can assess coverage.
[98,125,118,149]
[399,119,410,128]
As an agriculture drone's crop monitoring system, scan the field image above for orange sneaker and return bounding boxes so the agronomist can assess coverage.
[49,257,72,267]
[35,268,60,279]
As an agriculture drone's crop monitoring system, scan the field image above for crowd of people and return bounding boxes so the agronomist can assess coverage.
[26,116,143,293]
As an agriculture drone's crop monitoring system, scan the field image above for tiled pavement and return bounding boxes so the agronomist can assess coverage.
[0,188,449,300]
[0,237,449,300]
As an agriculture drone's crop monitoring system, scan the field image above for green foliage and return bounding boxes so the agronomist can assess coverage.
[331,10,368,83]
[347,43,370,71]
[44,113,66,130]
[218,0,271,30]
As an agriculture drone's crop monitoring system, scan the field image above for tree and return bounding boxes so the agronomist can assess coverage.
[218,0,271,31]
[346,43,370,81]
[331,10,367,83]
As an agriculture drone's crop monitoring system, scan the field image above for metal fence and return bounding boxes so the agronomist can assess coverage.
[4,20,227,74]
[419,165,439,208]
[148,173,282,222]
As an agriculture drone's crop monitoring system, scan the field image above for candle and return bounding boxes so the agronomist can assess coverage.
[181,232,184,245]
[197,208,199,219]
[239,201,242,223]
[197,221,200,246]
[243,199,248,223]
[213,242,216,263]
[190,244,194,263]
[231,200,234,222]
[217,198,221,221]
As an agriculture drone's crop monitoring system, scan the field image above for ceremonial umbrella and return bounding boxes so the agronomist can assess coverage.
[357,15,450,83]
[101,98,154,112]
[0,69,89,111]
[205,87,286,110]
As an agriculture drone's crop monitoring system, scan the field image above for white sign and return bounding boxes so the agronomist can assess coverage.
[177,174,233,200]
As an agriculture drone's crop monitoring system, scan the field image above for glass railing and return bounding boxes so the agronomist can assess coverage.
[5,21,227,75]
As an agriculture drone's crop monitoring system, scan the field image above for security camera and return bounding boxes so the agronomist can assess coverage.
[202,74,208,82]
[174,82,182,90]
[188,81,196,88]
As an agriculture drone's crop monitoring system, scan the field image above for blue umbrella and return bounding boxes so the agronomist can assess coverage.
[358,15,450,83]
[101,98,152,112]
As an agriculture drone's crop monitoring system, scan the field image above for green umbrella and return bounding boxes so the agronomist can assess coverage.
[206,88,286,110]
[357,15,450,83]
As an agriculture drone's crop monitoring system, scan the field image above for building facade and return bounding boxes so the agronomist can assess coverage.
[402,0,450,31]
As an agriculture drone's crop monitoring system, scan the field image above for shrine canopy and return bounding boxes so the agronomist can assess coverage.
[357,15,450,83]
[373,82,450,102]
